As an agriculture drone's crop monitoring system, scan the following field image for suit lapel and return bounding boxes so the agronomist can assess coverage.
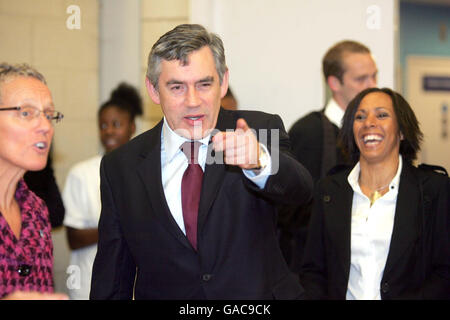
[383,163,420,277]
[139,110,240,246]
[324,172,353,279]
[136,120,192,250]
[197,109,235,232]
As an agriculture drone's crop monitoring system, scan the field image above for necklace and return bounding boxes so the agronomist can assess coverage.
[368,183,391,207]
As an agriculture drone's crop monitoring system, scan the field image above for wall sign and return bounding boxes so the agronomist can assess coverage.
[423,76,450,91]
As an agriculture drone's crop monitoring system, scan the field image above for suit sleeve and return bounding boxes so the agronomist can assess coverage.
[90,157,136,300]
[298,182,329,299]
[420,176,450,299]
[288,114,322,183]
[244,114,313,206]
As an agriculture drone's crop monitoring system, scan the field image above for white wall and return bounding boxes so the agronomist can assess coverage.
[99,0,141,103]
[191,0,396,130]
[140,0,190,131]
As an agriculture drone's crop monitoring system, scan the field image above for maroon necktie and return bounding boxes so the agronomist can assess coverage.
[181,141,203,250]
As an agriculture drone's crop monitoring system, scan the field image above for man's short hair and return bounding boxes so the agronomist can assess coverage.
[322,40,371,83]
[0,63,47,103]
[146,24,227,90]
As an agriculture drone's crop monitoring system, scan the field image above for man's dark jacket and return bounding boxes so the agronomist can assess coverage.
[90,108,313,300]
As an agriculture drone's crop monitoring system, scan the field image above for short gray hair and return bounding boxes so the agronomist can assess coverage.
[146,24,227,90]
[0,63,47,102]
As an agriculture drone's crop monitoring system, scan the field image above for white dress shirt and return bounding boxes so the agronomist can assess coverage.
[160,118,272,235]
[346,156,403,300]
[324,98,345,128]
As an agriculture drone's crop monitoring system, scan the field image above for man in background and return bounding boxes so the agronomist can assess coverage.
[281,40,378,271]
[289,40,378,182]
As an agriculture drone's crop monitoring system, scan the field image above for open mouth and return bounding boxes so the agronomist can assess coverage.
[104,138,117,146]
[185,115,203,121]
[362,134,383,146]
[184,115,205,127]
[34,142,47,150]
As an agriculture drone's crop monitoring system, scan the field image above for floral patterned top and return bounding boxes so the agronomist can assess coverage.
[0,179,54,298]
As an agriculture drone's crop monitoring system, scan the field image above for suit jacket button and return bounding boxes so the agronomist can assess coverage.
[202,274,212,282]
[323,195,331,202]
[381,281,389,293]
[17,264,32,277]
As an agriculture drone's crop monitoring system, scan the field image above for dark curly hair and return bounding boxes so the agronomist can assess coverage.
[339,87,423,164]
[98,82,143,121]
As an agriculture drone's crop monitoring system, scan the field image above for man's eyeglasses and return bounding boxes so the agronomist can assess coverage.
[0,105,64,124]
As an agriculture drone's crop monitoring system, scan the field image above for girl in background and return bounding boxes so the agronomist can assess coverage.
[63,83,142,300]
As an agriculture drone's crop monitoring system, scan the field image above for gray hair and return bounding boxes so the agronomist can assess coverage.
[146,24,227,90]
[0,63,47,102]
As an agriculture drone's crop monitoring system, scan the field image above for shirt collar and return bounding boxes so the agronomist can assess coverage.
[162,117,210,162]
[347,155,403,196]
[324,98,345,128]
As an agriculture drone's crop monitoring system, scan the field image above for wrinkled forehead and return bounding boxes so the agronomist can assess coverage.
[0,76,53,107]
[159,47,219,81]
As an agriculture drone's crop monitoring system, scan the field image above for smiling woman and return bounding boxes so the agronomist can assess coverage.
[0,63,67,300]
[340,88,423,166]
[300,87,450,300]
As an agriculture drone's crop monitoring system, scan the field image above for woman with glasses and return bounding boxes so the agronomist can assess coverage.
[62,82,142,300]
[299,87,450,300]
[0,63,66,299]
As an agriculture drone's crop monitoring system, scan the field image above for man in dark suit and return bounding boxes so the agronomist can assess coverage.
[290,40,378,186]
[279,41,379,271]
[90,24,313,300]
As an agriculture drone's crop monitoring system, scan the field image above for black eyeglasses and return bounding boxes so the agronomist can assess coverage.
[0,105,64,124]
